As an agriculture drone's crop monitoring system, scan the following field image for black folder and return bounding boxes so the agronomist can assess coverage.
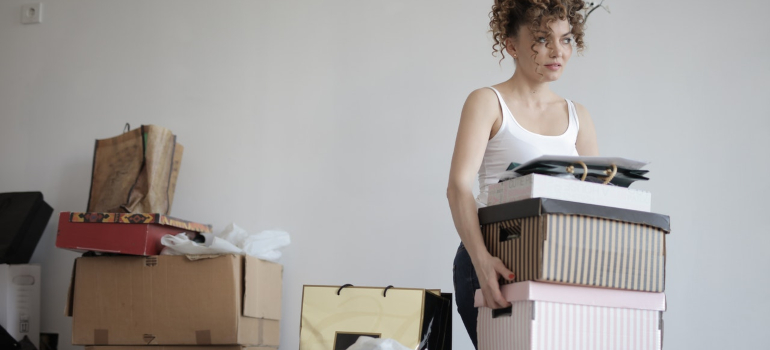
[0,192,53,264]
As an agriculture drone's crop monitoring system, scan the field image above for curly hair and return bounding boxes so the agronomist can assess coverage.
[489,0,587,62]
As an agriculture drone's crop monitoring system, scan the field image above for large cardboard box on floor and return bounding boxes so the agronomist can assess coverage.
[66,254,282,346]
[0,264,41,349]
[479,198,670,292]
[475,282,666,350]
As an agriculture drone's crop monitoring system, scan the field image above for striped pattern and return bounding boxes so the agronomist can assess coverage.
[482,214,666,292]
[478,301,533,350]
[478,302,662,350]
[482,217,545,284]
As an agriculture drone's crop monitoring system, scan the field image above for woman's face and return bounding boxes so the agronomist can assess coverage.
[506,19,574,82]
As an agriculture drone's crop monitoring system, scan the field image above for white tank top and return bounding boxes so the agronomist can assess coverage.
[476,87,580,208]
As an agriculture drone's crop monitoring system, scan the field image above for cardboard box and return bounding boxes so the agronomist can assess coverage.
[475,282,665,350]
[486,174,652,211]
[56,212,212,256]
[86,347,275,350]
[300,285,451,350]
[0,264,41,349]
[479,198,670,292]
[67,254,282,346]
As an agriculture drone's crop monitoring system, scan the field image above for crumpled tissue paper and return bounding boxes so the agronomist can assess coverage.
[160,223,290,262]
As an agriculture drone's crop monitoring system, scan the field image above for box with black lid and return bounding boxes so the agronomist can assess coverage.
[479,198,670,292]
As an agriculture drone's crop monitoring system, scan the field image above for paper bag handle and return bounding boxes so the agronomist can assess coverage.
[336,284,354,295]
[336,284,396,297]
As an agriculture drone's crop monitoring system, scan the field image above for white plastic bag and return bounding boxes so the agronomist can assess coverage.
[160,223,290,262]
[345,337,412,350]
[160,232,242,256]
[218,223,249,248]
[241,229,291,261]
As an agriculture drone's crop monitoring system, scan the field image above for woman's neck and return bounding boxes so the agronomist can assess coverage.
[503,70,558,108]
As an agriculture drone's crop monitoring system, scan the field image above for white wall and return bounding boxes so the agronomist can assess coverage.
[1,1,768,349]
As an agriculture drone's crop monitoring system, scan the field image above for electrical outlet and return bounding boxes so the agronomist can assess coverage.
[21,3,43,24]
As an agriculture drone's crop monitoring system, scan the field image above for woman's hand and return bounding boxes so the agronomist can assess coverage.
[472,250,515,309]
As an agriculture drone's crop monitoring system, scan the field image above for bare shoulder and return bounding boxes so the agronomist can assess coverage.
[462,87,500,124]
[464,87,499,110]
[571,101,599,155]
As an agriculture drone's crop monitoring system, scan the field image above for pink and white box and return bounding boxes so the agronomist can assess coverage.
[475,282,665,350]
[486,174,652,212]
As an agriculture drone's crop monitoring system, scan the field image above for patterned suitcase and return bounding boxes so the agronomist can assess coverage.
[56,212,212,256]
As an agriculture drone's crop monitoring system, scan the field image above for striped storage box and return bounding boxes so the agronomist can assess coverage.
[479,198,670,292]
[475,282,665,350]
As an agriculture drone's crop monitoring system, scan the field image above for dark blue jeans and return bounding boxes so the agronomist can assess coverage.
[453,243,480,349]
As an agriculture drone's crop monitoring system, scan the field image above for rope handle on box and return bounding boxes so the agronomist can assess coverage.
[600,164,618,185]
[336,284,395,297]
[565,162,618,185]
[565,161,588,181]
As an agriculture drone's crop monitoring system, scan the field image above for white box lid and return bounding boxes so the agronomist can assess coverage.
[474,281,666,311]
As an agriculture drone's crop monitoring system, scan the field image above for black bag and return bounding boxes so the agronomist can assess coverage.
[511,160,649,187]
[0,324,36,350]
[0,324,19,349]
[0,192,53,264]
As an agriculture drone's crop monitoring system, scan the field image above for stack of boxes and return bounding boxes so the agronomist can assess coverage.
[475,173,669,350]
[56,212,283,350]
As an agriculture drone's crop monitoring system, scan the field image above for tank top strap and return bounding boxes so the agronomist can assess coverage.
[487,87,510,117]
[565,99,580,131]
[486,86,503,102]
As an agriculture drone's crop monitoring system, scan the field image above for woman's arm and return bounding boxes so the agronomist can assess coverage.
[574,102,599,156]
[447,88,515,309]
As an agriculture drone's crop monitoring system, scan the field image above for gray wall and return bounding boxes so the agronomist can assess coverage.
[1,1,768,349]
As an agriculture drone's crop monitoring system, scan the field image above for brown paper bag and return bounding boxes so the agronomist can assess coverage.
[87,125,183,214]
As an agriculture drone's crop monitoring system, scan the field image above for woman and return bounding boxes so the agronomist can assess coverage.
[446,0,599,347]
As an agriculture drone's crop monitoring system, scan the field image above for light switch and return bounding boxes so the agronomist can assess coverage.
[21,3,43,24]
